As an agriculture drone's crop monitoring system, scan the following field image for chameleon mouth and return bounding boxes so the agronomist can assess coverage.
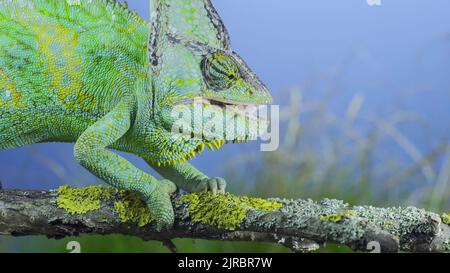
[174,97,267,121]
[159,97,270,166]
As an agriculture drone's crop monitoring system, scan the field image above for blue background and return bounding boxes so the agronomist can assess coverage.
[1,0,449,252]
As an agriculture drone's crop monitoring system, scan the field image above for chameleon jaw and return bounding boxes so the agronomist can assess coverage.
[174,96,268,122]
[158,96,270,166]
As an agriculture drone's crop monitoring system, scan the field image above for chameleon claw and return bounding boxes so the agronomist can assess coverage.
[159,179,177,194]
[217,177,227,194]
[194,177,227,194]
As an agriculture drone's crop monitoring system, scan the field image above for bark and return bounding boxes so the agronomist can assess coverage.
[0,188,449,253]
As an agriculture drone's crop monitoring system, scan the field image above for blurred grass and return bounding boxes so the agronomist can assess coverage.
[2,236,290,253]
[1,88,449,253]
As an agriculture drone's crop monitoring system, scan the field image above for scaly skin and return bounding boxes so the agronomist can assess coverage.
[0,0,272,230]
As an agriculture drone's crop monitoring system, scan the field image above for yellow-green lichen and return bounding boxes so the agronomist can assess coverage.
[181,192,282,230]
[114,191,154,227]
[441,213,450,225]
[383,220,395,229]
[57,185,154,227]
[321,210,358,223]
[56,185,114,214]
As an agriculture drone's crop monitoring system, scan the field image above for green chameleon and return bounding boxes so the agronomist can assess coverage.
[0,0,272,230]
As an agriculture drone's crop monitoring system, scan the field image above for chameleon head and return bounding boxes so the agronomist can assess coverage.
[167,50,273,143]
[149,0,272,162]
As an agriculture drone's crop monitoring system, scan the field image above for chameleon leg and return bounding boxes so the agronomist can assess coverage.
[147,160,227,194]
[74,97,175,231]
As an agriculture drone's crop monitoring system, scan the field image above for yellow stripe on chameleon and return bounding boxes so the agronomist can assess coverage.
[28,20,87,110]
[0,68,25,108]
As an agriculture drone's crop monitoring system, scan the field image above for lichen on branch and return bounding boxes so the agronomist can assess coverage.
[57,185,113,214]
[56,185,283,230]
[1,187,450,253]
[181,192,282,230]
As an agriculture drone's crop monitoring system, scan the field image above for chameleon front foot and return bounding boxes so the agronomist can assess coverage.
[158,179,177,195]
[191,177,227,194]
[147,185,176,231]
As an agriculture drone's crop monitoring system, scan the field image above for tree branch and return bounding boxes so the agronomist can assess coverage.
[0,188,449,253]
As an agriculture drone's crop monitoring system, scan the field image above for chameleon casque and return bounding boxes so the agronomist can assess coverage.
[0,0,272,230]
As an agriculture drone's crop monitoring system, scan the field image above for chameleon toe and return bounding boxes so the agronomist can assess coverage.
[159,179,177,194]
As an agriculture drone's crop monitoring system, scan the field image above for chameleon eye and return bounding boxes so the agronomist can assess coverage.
[201,52,240,90]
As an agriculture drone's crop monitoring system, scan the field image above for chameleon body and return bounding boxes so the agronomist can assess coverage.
[0,0,272,230]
